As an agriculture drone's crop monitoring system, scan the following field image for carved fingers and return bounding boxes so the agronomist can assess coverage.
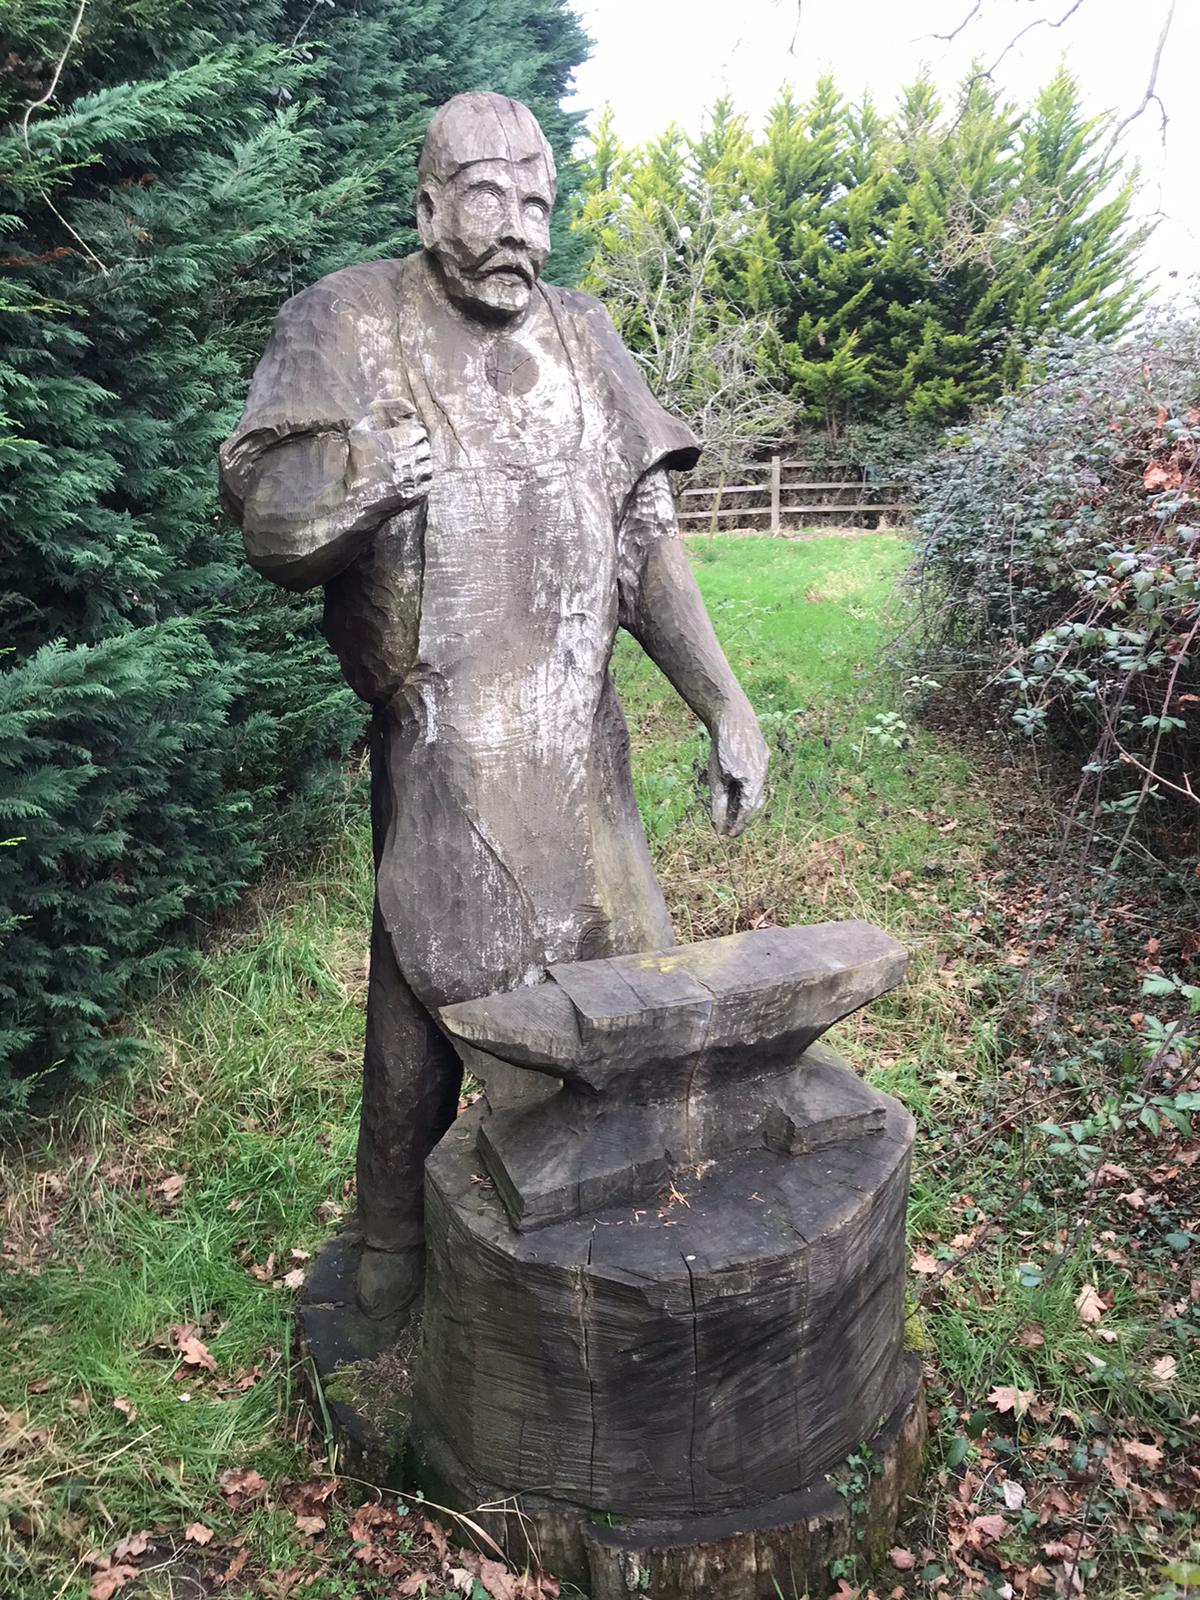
[384,419,433,505]
[349,399,433,512]
[709,708,770,838]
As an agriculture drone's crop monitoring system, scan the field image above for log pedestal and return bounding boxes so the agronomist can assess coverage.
[411,1065,922,1598]
[412,924,924,1598]
[302,923,926,1599]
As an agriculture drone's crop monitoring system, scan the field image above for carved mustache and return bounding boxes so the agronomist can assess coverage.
[474,252,533,284]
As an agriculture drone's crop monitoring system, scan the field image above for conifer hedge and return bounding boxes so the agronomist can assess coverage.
[579,68,1148,433]
[0,0,587,1124]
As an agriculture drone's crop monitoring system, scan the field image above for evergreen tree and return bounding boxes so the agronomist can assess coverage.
[577,65,1149,435]
[0,0,588,1123]
[577,105,796,495]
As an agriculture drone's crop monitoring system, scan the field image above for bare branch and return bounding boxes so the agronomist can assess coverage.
[983,0,1087,81]
[19,0,88,147]
[787,0,803,56]
[1098,0,1176,174]
[583,182,796,488]
[17,0,108,274]
[927,0,985,45]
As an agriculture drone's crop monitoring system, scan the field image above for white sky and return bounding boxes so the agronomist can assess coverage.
[567,0,1196,298]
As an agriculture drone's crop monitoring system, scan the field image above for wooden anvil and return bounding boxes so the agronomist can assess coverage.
[440,920,907,1230]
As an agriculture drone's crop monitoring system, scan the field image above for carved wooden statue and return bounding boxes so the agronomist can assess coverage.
[219,93,770,1319]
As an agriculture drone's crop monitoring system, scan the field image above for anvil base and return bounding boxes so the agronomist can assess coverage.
[409,1046,921,1598]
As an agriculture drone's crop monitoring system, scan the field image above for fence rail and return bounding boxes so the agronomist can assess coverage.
[678,453,908,531]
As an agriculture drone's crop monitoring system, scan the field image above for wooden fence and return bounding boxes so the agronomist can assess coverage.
[676,456,907,532]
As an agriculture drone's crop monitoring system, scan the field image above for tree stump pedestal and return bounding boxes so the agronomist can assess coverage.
[408,923,926,1599]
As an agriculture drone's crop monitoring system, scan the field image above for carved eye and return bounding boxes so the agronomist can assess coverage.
[467,185,504,215]
[523,197,550,221]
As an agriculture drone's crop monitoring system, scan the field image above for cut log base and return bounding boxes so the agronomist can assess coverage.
[408,1046,924,1599]
[300,1033,926,1599]
[412,1352,925,1600]
[296,1265,923,1600]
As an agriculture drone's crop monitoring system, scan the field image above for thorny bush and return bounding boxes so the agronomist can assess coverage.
[909,306,1200,856]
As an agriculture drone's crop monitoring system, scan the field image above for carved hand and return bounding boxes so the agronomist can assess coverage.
[708,703,769,837]
[347,399,433,515]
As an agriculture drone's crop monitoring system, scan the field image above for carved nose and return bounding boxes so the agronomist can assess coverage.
[499,193,526,246]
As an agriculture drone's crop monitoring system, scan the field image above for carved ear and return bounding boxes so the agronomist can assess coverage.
[416,184,439,249]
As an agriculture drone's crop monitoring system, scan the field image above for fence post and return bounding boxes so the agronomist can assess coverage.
[770,454,781,533]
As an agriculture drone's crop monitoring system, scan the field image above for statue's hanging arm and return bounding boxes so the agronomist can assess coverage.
[617,469,769,837]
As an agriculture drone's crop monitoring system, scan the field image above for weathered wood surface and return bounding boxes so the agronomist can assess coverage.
[677,455,908,531]
[441,920,907,1092]
[220,91,770,1316]
[582,1354,926,1600]
[474,1043,888,1230]
[439,922,906,1229]
[410,1052,915,1523]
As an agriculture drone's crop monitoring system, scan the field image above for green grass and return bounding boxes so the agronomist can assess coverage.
[2,535,1195,1599]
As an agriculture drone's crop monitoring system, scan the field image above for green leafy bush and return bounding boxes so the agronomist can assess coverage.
[0,0,587,1126]
[909,307,1200,848]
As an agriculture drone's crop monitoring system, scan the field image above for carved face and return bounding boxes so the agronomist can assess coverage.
[419,157,554,323]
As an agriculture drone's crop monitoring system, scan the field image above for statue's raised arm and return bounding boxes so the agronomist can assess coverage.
[218,272,432,592]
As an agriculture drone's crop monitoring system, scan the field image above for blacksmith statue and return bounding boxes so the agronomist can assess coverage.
[219,93,769,1319]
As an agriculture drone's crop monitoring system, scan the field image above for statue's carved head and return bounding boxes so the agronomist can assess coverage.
[416,93,556,323]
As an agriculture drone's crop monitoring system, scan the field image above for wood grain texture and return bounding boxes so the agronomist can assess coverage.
[439,923,906,1229]
[411,1045,915,1522]
[441,920,907,1092]
[220,94,773,1288]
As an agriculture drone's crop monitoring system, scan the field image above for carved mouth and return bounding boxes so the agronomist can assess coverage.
[482,263,531,285]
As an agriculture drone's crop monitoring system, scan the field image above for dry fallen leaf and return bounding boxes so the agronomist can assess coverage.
[112,1397,137,1421]
[294,1513,326,1537]
[987,1384,1034,1418]
[220,1545,249,1586]
[399,1576,433,1597]
[112,1532,151,1562]
[218,1467,268,1506]
[889,1546,917,1569]
[1151,1354,1178,1385]
[173,1325,217,1375]
[250,1252,276,1281]
[1074,1283,1105,1326]
[911,1249,939,1274]
[1123,1439,1164,1468]
[156,1174,185,1205]
[423,1518,449,1560]
[278,1268,306,1291]
[970,1513,1007,1545]
[1043,1538,1086,1560]
[477,1557,519,1600]
[184,1523,213,1546]
[89,1561,140,1600]
[1017,1326,1044,1348]
[1001,1479,1026,1510]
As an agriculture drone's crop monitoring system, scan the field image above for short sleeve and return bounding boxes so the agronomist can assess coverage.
[548,287,701,509]
[218,264,401,518]
[617,468,679,625]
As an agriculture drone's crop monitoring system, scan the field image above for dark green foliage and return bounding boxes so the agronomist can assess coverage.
[0,0,588,1124]
[579,66,1148,432]
[909,308,1200,850]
